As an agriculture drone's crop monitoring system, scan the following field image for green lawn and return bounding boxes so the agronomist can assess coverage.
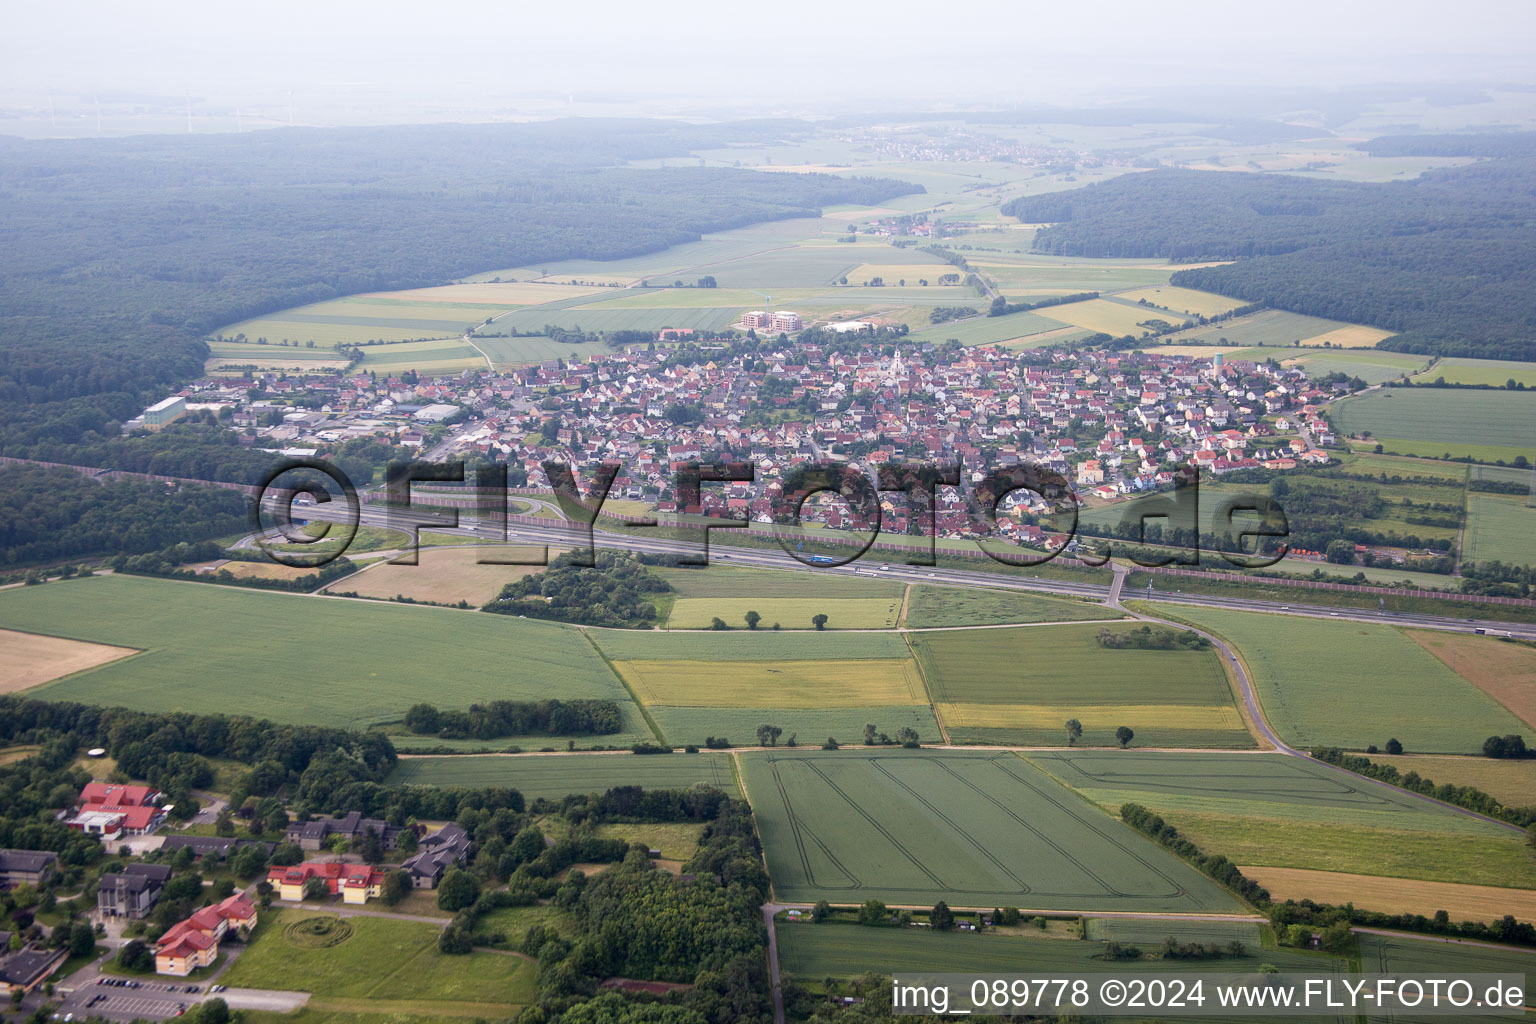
[387,751,741,797]
[742,748,1244,913]
[1143,603,1528,753]
[1,575,638,730]
[904,586,1118,628]
[220,910,535,1004]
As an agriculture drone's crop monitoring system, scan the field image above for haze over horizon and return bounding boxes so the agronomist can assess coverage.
[4,0,1536,135]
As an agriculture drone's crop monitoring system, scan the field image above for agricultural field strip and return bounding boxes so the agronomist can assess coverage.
[1025,750,1517,837]
[746,750,1241,912]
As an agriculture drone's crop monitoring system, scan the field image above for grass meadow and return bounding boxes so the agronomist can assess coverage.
[742,748,1243,912]
[1145,604,1529,752]
[387,751,741,797]
[911,623,1252,748]
[220,910,535,1007]
[0,575,642,731]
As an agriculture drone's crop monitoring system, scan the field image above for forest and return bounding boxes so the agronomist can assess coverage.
[0,462,248,567]
[1003,158,1536,358]
[0,120,918,462]
[483,550,672,627]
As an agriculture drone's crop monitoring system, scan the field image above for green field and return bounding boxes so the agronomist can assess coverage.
[904,586,1118,628]
[1359,934,1536,1021]
[742,748,1244,912]
[1080,917,1263,945]
[1162,308,1388,349]
[591,627,911,661]
[1331,389,1536,464]
[778,920,1343,985]
[911,623,1252,748]
[1410,357,1536,388]
[1463,492,1536,567]
[387,751,740,797]
[1286,348,1431,385]
[354,337,488,374]
[472,334,613,367]
[647,705,942,748]
[664,596,901,629]
[907,308,1069,346]
[655,564,905,599]
[1,575,645,732]
[1145,604,1528,752]
[1029,750,1536,889]
[220,910,535,1006]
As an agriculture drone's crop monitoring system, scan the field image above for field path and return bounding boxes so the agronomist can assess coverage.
[763,904,787,1024]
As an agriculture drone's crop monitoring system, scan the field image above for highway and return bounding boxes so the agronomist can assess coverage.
[283,501,1536,641]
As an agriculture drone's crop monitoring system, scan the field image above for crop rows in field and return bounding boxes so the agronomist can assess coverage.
[1029,749,1536,889]
[742,749,1242,912]
[0,575,640,731]
[911,623,1252,748]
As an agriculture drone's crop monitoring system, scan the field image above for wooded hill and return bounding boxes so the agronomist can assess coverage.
[1003,158,1536,359]
[0,120,918,462]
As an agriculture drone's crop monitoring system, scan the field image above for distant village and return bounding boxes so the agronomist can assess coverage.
[139,333,1341,545]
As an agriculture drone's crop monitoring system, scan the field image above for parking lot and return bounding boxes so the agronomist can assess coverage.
[57,978,222,1022]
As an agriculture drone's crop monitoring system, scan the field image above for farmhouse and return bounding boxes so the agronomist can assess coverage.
[0,850,58,889]
[0,944,67,997]
[401,823,470,888]
[286,811,401,851]
[154,894,258,976]
[65,782,167,842]
[267,861,385,903]
[97,863,173,919]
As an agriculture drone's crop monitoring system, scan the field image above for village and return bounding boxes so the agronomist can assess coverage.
[145,332,1341,546]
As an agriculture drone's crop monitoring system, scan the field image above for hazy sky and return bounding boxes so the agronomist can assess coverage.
[5,0,1535,121]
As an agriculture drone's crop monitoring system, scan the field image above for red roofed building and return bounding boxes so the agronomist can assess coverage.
[66,783,166,841]
[154,894,258,976]
[268,861,384,904]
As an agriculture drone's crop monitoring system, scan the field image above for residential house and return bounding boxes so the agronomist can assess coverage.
[0,850,58,889]
[402,824,470,889]
[97,863,173,919]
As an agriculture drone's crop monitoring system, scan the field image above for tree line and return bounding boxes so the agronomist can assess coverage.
[403,700,624,740]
